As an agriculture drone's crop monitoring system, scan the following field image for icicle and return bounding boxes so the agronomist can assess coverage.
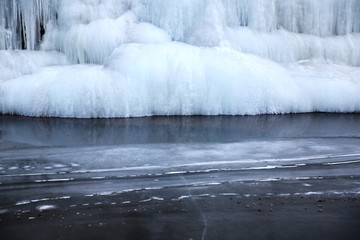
[132,0,360,39]
[0,0,57,50]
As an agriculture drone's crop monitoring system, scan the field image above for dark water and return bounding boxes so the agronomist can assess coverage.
[1,113,360,146]
[0,113,360,211]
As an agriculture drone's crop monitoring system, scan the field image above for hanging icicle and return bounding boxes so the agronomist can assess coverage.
[0,0,57,50]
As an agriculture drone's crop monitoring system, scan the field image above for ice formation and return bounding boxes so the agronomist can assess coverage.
[0,0,360,118]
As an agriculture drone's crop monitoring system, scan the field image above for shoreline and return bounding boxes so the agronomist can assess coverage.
[1,180,360,240]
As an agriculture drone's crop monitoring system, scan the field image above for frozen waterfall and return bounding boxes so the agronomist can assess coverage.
[0,0,360,118]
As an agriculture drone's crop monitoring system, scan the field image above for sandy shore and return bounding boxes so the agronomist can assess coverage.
[1,180,359,240]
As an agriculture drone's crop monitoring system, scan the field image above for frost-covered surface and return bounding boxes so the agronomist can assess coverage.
[0,0,360,118]
[0,51,69,81]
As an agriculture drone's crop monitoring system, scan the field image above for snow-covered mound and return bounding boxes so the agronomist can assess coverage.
[0,0,360,118]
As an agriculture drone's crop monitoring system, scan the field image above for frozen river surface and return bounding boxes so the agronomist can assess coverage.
[0,113,360,211]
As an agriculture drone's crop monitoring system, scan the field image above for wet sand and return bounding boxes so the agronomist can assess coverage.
[1,180,360,240]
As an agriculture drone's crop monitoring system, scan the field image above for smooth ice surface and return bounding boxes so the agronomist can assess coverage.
[0,0,360,117]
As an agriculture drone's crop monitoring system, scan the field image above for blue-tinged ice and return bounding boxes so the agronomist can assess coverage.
[0,0,360,118]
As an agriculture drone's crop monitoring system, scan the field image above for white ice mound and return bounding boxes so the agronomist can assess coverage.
[0,50,69,81]
[0,43,305,118]
[104,43,306,116]
[288,62,360,112]
[41,11,171,64]
[0,65,122,118]
[1,42,357,118]
[0,0,359,118]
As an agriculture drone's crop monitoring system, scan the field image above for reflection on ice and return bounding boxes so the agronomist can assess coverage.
[1,114,360,146]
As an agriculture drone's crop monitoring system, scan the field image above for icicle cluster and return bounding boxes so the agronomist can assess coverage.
[1,0,360,64]
[0,0,57,50]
